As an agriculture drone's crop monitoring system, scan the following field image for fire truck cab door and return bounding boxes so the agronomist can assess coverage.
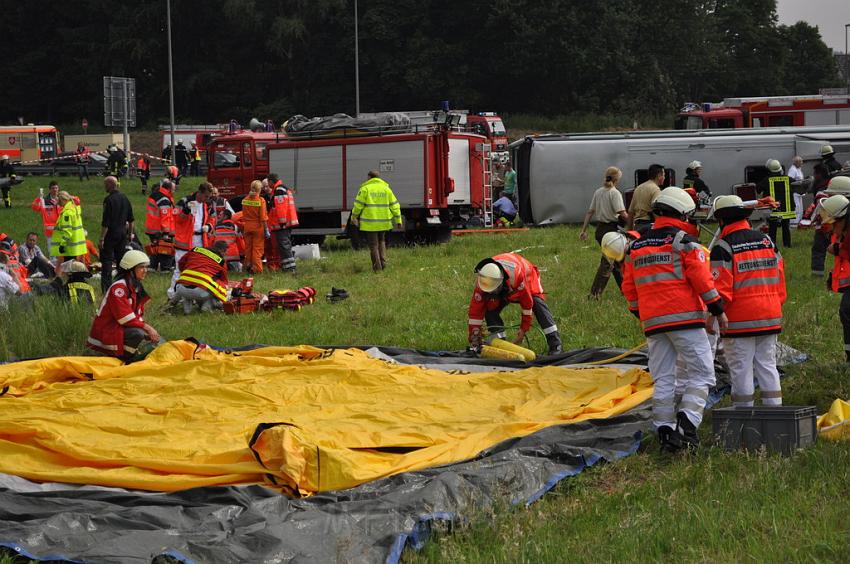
[209,140,248,197]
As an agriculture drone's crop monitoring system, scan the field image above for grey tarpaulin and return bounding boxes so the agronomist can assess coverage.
[283,113,411,136]
[0,343,806,563]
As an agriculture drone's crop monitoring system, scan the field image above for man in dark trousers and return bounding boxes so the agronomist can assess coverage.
[0,155,16,208]
[175,141,190,178]
[99,176,136,293]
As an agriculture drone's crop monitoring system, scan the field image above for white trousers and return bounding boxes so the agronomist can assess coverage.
[722,334,782,407]
[648,328,715,430]
[675,319,719,399]
[167,235,204,299]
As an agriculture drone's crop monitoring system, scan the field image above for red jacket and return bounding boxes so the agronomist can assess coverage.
[213,220,244,262]
[145,185,175,237]
[269,180,299,230]
[709,220,786,337]
[468,253,544,339]
[830,222,850,293]
[87,277,150,357]
[621,216,723,335]
[176,247,229,301]
[174,194,214,251]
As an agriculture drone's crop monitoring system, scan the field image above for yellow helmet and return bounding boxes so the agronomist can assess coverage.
[119,250,150,270]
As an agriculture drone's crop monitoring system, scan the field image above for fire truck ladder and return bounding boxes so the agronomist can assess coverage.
[481,148,494,227]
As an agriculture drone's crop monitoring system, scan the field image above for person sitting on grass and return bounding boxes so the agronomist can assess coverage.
[0,252,21,309]
[174,241,229,314]
[87,250,161,362]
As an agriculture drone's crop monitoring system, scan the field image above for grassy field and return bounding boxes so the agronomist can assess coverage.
[1,175,850,563]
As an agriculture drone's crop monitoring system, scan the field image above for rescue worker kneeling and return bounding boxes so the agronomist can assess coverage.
[174,241,229,314]
[621,187,727,452]
[817,183,850,362]
[468,253,563,355]
[710,195,786,407]
[87,250,161,361]
[57,260,96,305]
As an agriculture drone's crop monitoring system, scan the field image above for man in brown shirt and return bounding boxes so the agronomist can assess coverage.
[628,164,665,232]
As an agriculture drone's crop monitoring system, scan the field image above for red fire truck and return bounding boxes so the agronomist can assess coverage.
[206,125,491,244]
[675,94,850,130]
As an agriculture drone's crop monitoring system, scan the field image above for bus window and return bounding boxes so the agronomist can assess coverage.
[634,168,676,188]
[212,142,240,168]
[242,142,252,167]
[768,115,793,127]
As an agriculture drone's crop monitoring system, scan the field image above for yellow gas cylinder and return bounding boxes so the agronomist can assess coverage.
[490,338,537,362]
[480,345,526,362]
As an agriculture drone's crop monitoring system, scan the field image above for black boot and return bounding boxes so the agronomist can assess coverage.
[657,425,682,454]
[676,412,700,449]
[546,335,563,355]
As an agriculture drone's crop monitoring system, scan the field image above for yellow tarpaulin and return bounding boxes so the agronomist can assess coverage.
[0,341,653,494]
[817,398,850,441]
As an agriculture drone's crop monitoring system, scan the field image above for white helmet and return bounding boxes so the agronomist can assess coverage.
[119,250,150,270]
[69,261,89,273]
[765,159,782,173]
[688,160,702,170]
[827,176,850,194]
[1,155,8,161]
[653,186,696,215]
[476,262,503,293]
[821,145,835,157]
[713,194,744,212]
[818,194,850,224]
[601,232,629,262]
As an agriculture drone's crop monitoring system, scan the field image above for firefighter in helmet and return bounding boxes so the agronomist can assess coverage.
[468,253,563,355]
[758,159,793,248]
[621,187,726,453]
[822,145,842,174]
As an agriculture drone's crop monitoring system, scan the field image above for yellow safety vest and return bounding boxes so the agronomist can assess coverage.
[68,282,96,305]
[767,176,795,220]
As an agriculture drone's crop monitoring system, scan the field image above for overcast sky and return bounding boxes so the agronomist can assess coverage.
[776,0,850,52]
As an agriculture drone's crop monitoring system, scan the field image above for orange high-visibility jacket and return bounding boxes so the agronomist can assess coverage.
[173,194,213,251]
[145,185,175,237]
[709,220,786,337]
[269,180,299,230]
[621,216,723,335]
[213,220,244,262]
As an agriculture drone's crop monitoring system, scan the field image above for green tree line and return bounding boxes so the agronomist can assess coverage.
[2,0,841,128]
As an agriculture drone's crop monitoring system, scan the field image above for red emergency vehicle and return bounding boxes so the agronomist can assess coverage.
[206,125,491,244]
[675,94,850,130]
[466,113,509,160]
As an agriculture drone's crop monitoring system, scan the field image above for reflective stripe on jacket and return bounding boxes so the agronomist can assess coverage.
[213,220,244,262]
[270,181,299,230]
[87,277,149,357]
[351,178,402,232]
[767,175,795,220]
[145,187,175,237]
[621,216,723,335]
[709,220,786,337]
[51,202,86,257]
[176,247,228,301]
[468,252,544,338]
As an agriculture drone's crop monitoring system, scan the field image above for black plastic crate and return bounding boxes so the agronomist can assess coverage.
[712,406,817,455]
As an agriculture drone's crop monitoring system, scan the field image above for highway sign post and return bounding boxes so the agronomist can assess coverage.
[103,76,136,153]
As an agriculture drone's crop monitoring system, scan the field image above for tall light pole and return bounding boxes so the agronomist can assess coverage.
[167,0,176,160]
[354,0,360,117]
[845,24,849,91]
